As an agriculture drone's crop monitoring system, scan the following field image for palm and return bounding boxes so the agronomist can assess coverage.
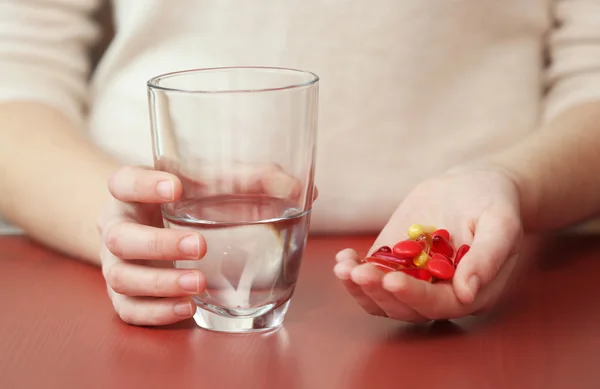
[334,168,523,322]
[374,170,519,252]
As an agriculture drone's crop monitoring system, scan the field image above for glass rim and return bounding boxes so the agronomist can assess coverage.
[147,66,319,94]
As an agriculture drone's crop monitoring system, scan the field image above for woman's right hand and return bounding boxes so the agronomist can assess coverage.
[97,166,208,326]
[97,164,315,326]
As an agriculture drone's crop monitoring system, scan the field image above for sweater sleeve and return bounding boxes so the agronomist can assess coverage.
[543,0,600,122]
[0,0,101,126]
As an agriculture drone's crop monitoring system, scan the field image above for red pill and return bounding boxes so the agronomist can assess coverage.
[432,229,450,241]
[454,244,470,267]
[364,257,396,273]
[427,256,455,280]
[371,252,415,268]
[400,268,433,282]
[431,253,452,265]
[430,235,455,259]
[373,246,392,255]
[393,240,423,258]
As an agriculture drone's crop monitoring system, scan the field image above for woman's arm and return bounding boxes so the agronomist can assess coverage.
[480,0,600,233]
[0,0,115,264]
[486,101,600,233]
[0,103,118,265]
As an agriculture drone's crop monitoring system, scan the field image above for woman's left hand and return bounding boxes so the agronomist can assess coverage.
[333,167,523,322]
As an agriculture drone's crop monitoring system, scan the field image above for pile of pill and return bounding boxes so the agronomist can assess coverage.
[364,224,470,282]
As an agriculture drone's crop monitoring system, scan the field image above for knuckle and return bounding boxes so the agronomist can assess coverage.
[151,272,169,294]
[118,300,164,326]
[104,264,125,292]
[110,166,149,201]
[146,230,167,256]
[145,305,164,326]
[118,165,138,179]
[97,204,121,236]
[107,167,131,195]
[96,217,105,235]
[103,224,124,257]
[132,177,146,197]
[115,298,141,325]
[131,170,154,197]
[117,306,137,325]
[106,171,119,192]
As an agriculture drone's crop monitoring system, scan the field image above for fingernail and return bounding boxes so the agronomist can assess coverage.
[173,301,194,317]
[178,235,200,257]
[467,275,480,299]
[156,180,174,200]
[177,272,200,293]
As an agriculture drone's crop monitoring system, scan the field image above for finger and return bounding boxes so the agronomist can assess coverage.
[351,264,429,322]
[176,163,307,201]
[334,260,386,316]
[109,289,196,326]
[335,248,361,263]
[383,272,466,319]
[334,249,424,320]
[103,258,206,297]
[108,166,183,203]
[453,205,522,304]
[259,166,303,200]
[104,221,206,260]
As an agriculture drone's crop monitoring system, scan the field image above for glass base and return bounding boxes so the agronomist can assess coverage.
[192,300,291,333]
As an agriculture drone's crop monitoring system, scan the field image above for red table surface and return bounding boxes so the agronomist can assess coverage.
[1,234,600,389]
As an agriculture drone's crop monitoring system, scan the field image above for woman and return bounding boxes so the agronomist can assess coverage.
[1,0,600,325]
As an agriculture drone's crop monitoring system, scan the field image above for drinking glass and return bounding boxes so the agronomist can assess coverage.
[147,67,319,333]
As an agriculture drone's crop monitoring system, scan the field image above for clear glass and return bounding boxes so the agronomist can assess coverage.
[147,67,319,333]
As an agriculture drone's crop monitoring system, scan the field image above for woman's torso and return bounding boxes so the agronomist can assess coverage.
[89,0,551,233]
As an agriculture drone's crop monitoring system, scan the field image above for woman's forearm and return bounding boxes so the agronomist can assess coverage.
[486,102,600,233]
[0,102,120,265]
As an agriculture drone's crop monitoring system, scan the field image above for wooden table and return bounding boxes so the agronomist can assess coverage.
[1,234,600,389]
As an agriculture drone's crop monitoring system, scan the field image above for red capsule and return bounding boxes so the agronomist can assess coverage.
[454,244,470,267]
[430,235,455,259]
[393,239,423,259]
[400,268,433,282]
[427,256,455,280]
[431,253,452,265]
[364,257,396,273]
[371,252,415,268]
[373,246,392,255]
[432,229,450,241]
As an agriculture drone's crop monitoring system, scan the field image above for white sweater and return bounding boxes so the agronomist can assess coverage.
[1,0,600,233]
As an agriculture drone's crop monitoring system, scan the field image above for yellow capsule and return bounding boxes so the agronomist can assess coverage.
[413,252,430,268]
[407,224,423,240]
[422,225,437,234]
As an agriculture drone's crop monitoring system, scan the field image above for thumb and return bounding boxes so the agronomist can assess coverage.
[453,205,522,304]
